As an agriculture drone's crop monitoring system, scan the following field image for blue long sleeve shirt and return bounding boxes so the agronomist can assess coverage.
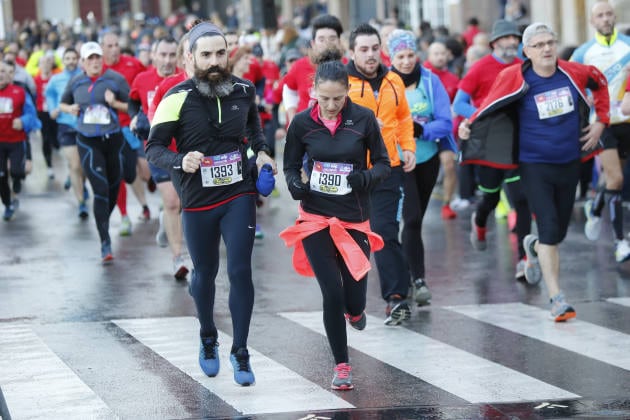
[45,68,82,128]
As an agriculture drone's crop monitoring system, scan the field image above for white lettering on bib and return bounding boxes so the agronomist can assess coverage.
[310,161,353,195]
[200,151,243,187]
[83,104,111,124]
[535,87,574,119]
[147,90,156,109]
[0,97,14,114]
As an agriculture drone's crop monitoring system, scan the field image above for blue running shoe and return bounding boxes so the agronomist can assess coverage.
[78,202,89,220]
[101,241,113,264]
[199,336,220,377]
[230,347,255,386]
[255,224,264,239]
[3,205,15,221]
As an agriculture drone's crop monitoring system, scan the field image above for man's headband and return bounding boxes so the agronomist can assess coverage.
[189,22,225,52]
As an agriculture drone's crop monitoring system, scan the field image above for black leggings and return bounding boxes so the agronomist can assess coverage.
[302,228,370,364]
[0,142,26,207]
[38,111,58,168]
[77,133,124,244]
[183,194,256,350]
[520,160,579,245]
[475,166,531,259]
[402,154,440,279]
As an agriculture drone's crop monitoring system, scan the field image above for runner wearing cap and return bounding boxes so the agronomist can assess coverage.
[59,41,130,263]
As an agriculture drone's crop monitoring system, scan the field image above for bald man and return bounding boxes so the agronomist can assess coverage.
[572,1,630,263]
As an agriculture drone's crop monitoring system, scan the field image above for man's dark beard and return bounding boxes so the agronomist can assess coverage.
[193,65,234,98]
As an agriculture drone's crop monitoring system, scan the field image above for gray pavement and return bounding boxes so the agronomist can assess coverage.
[2,143,630,419]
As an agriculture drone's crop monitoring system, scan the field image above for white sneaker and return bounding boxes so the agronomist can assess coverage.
[173,254,190,280]
[515,258,526,280]
[584,199,601,241]
[523,234,542,285]
[119,215,132,236]
[156,210,168,247]
[615,239,630,263]
[450,198,471,211]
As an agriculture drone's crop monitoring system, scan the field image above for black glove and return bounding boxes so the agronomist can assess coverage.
[346,170,371,192]
[133,111,151,140]
[288,177,310,200]
[413,121,424,138]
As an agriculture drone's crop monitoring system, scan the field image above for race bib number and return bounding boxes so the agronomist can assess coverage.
[200,151,243,187]
[147,90,156,109]
[0,97,14,114]
[83,105,111,124]
[310,161,353,195]
[535,87,574,119]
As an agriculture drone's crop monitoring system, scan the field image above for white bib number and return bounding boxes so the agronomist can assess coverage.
[83,104,111,124]
[147,90,156,109]
[310,161,353,195]
[535,87,574,120]
[0,97,14,114]
[200,151,243,187]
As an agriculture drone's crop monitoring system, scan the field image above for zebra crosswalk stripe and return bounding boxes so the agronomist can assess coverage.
[279,311,579,403]
[606,297,630,308]
[0,324,115,419]
[112,316,354,415]
[446,302,630,371]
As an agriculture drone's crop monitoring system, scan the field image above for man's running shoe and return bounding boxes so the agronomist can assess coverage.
[78,202,89,220]
[156,210,168,247]
[199,336,220,377]
[230,347,255,386]
[384,296,411,326]
[550,292,576,322]
[3,204,15,221]
[101,241,113,265]
[441,204,457,220]
[615,239,630,263]
[140,205,151,221]
[470,212,487,251]
[255,224,264,239]
[63,176,71,190]
[515,258,527,280]
[119,215,132,236]
[523,234,542,285]
[331,362,353,390]
[412,278,432,305]
[345,311,366,330]
[47,167,55,180]
[584,199,601,241]
[173,254,190,280]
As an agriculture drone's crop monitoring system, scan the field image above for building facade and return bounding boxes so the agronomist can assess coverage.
[1,0,628,46]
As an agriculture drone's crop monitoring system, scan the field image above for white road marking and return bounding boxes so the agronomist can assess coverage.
[113,316,353,415]
[0,324,115,419]
[280,311,579,403]
[447,302,630,371]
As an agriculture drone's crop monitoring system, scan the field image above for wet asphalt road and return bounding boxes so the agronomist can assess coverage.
[2,142,630,419]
